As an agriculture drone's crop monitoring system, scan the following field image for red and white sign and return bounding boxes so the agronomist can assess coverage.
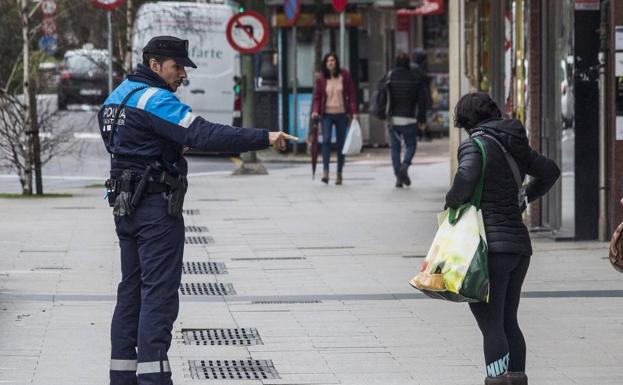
[41,0,57,16]
[225,11,269,55]
[396,0,444,16]
[41,17,57,35]
[331,0,347,13]
[91,0,125,11]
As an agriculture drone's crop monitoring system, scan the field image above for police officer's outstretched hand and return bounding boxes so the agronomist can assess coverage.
[269,131,298,151]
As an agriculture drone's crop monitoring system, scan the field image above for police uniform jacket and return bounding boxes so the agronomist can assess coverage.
[98,64,269,177]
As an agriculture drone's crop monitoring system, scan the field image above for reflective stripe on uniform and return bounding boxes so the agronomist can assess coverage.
[178,111,197,128]
[137,360,171,375]
[137,87,160,110]
[110,359,138,371]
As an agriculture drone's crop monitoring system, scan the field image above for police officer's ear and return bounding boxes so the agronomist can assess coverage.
[149,58,161,73]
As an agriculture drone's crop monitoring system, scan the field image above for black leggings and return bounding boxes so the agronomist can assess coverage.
[469,253,530,377]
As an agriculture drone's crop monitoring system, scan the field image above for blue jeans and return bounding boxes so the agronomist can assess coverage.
[389,123,418,176]
[321,113,349,173]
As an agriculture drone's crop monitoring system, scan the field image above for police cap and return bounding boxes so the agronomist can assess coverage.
[143,36,197,69]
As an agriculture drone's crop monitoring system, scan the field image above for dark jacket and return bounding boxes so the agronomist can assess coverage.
[311,68,358,116]
[445,118,560,256]
[385,66,427,123]
[98,64,269,177]
[410,63,431,112]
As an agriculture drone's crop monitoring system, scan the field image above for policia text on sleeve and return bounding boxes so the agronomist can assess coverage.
[97,36,296,385]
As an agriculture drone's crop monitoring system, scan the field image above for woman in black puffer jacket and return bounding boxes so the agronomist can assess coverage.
[446,92,560,385]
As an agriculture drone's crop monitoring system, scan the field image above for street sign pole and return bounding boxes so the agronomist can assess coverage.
[292,25,298,155]
[339,12,345,64]
[225,10,270,175]
[107,10,113,94]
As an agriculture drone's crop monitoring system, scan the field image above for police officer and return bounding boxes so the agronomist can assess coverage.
[98,36,296,385]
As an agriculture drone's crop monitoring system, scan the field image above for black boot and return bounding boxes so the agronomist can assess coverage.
[321,171,329,184]
[399,164,411,186]
[484,376,511,385]
[395,177,403,188]
[507,372,527,385]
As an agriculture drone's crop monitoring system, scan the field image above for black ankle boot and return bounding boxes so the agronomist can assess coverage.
[484,376,511,385]
[507,372,527,385]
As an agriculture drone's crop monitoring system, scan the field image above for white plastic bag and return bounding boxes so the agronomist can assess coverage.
[342,119,363,155]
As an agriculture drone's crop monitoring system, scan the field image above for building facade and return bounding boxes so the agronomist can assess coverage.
[449,0,621,240]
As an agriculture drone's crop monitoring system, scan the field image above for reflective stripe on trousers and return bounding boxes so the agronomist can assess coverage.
[110,359,171,374]
[110,359,137,371]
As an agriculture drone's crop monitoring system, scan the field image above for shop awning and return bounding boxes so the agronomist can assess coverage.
[396,0,444,16]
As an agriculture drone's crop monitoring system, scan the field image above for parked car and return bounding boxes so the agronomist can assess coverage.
[57,46,121,110]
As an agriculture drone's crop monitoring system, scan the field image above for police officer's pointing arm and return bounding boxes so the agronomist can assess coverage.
[145,91,296,152]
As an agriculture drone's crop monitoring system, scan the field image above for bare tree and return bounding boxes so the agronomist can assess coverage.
[0,90,78,194]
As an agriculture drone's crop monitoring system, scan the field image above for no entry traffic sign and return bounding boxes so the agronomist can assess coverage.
[225,11,269,55]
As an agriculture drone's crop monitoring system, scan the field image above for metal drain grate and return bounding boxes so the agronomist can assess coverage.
[185,225,208,232]
[183,262,227,275]
[185,236,214,245]
[183,209,200,215]
[182,328,262,346]
[188,360,279,380]
[180,283,236,295]
[223,217,269,221]
[402,255,426,259]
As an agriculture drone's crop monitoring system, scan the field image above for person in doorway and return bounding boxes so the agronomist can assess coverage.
[311,52,358,185]
[384,51,428,188]
[98,35,295,385]
[447,92,560,385]
[411,48,432,141]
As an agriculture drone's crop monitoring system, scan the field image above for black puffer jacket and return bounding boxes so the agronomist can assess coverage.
[385,67,427,123]
[445,118,560,256]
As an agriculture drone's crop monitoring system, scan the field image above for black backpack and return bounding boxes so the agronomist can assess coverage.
[370,70,392,120]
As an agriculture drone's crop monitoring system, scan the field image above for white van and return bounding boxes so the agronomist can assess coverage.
[132,1,241,126]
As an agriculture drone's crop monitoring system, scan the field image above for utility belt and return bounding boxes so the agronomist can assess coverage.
[105,162,187,218]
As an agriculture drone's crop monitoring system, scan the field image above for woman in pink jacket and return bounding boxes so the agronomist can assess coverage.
[311,53,358,185]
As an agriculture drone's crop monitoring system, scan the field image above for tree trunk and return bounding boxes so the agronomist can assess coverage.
[29,76,42,195]
[124,0,134,73]
[20,0,32,195]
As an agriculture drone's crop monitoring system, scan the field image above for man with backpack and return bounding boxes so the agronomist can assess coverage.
[372,51,428,188]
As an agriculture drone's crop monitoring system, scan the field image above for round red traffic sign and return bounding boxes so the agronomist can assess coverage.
[41,0,57,16]
[41,17,57,35]
[91,0,125,11]
[331,0,348,12]
[283,0,301,26]
[225,11,270,54]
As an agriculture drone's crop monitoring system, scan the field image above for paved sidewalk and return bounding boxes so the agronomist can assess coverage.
[1,143,621,385]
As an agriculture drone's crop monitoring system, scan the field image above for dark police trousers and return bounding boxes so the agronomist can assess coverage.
[110,194,184,385]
